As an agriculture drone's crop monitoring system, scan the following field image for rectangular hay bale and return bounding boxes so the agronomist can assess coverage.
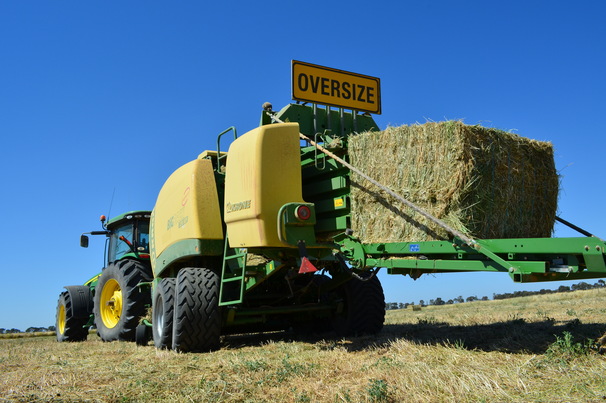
[349,121,559,242]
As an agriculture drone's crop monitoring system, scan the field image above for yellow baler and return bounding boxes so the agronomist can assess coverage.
[148,106,384,352]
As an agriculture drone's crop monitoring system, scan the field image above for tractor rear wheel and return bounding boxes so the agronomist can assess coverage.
[152,278,176,349]
[56,287,91,342]
[93,259,152,342]
[333,273,385,336]
[172,268,221,352]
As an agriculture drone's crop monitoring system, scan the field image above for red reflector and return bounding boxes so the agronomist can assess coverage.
[295,205,311,221]
[298,256,318,274]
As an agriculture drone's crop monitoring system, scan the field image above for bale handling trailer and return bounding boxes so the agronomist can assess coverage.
[56,81,606,353]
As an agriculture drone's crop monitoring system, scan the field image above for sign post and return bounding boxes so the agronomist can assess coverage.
[291,60,381,115]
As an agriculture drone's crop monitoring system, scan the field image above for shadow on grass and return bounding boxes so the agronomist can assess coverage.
[222,319,606,355]
[373,319,606,354]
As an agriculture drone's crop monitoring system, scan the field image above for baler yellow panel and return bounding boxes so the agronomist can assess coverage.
[224,123,304,247]
[151,158,223,261]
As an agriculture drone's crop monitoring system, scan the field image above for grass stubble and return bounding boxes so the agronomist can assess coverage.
[2,289,606,402]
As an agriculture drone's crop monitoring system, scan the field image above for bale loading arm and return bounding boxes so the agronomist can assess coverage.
[265,103,606,285]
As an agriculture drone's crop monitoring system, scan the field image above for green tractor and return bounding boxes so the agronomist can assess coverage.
[56,211,152,342]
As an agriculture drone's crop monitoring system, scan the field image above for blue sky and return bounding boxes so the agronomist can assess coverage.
[1,2,605,330]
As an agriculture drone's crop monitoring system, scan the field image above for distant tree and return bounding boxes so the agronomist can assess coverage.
[26,327,47,333]
[466,296,478,302]
[48,325,56,331]
[419,300,425,307]
[446,299,454,305]
[455,296,464,303]
[6,329,21,334]
[0,328,5,334]
[429,299,435,306]
[572,282,591,291]
[557,285,571,293]
[597,280,605,288]
[434,297,445,306]
[481,296,489,301]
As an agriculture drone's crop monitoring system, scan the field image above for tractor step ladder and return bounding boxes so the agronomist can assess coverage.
[219,236,247,306]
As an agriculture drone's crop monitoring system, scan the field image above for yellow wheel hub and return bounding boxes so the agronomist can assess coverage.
[58,303,66,334]
[99,279,123,328]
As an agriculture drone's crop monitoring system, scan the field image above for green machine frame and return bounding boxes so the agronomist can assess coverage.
[210,101,606,329]
[265,103,606,284]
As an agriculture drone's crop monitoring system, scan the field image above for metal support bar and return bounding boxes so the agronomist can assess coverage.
[216,126,238,173]
[314,132,326,170]
[312,103,318,142]
[555,216,598,238]
[379,259,547,273]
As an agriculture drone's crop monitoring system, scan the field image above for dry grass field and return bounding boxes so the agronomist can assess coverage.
[2,288,606,402]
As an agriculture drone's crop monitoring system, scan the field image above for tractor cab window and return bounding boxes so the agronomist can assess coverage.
[108,223,134,263]
[137,221,150,253]
[107,218,150,263]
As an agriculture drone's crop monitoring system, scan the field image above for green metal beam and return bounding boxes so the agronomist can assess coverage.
[334,232,606,283]
[379,259,546,273]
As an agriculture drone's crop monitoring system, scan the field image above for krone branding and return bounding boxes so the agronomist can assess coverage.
[226,200,252,213]
[292,60,381,114]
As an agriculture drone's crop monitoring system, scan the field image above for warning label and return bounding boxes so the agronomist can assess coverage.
[292,60,381,114]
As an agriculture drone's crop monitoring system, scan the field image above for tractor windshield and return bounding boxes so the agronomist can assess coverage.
[108,223,134,262]
[107,218,150,263]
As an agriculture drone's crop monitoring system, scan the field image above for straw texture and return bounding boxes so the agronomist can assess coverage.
[349,121,558,242]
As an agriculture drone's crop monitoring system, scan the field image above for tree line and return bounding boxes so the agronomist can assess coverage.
[0,326,55,335]
[385,280,606,310]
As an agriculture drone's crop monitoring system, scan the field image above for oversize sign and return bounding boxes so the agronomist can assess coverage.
[292,60,381,114]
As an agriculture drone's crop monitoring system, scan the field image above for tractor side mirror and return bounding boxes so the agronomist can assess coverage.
[80,235,89,248]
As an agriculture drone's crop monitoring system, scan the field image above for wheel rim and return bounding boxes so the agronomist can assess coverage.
[153,294,164,338]
[58,303,66,334]
[100,278,123,328]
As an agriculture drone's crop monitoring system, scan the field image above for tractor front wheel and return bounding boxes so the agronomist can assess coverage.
[56,286,92,342]
[93,259,152,342]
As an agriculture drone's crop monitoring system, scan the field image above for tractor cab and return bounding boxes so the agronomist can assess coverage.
[80,210,151,264]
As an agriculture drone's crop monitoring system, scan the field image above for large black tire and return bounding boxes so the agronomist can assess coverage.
[333,273,385,336]
[172,268,221,353]
[56,286,92,342]
[152,278,175,349]
[292,274,333,335]
[93,259,152,342]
